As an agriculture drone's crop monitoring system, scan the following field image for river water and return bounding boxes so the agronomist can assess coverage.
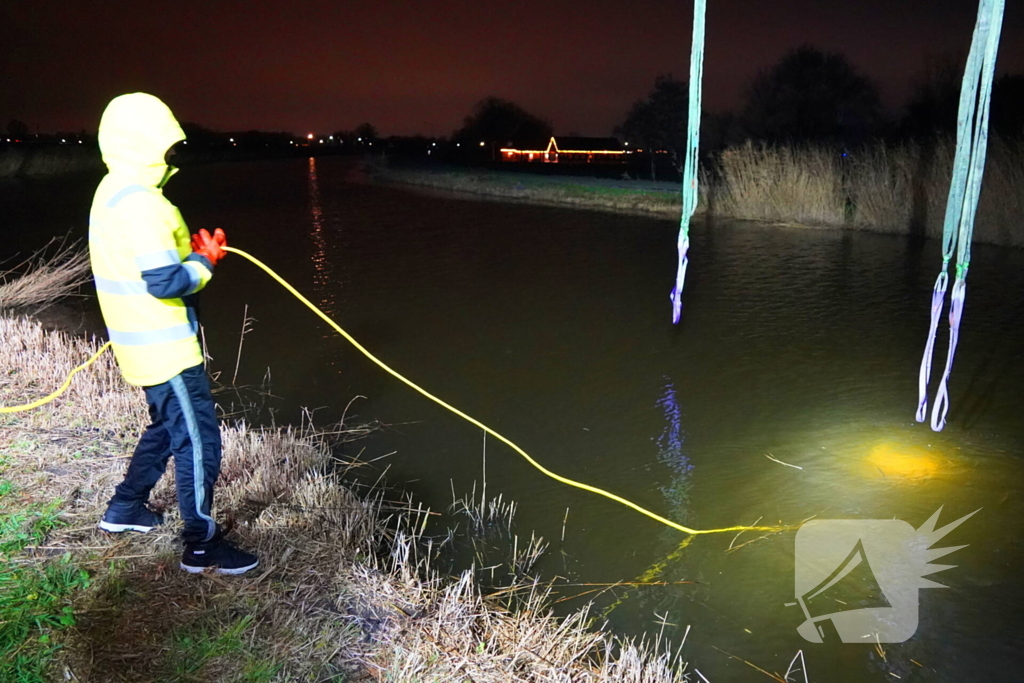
[4,157,1023,681]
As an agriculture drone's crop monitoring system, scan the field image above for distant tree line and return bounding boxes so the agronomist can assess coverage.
[4,118,91,144]
[398,45,1024,178]
[451,97,552,148]
[615,46,1024,161]
[8,45,1024,173]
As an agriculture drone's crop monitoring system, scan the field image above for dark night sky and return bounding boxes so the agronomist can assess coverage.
[3,0,1024,137]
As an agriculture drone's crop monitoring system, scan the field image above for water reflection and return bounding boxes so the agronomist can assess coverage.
[600,379,697,622]
[17,159,1024,679]
[307,156,337,319]
[656,378,694,514]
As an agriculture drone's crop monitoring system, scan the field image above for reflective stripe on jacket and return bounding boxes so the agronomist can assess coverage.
[88,93,212,387]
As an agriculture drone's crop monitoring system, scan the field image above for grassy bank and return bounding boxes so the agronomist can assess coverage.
[1,266,700,680]
[374,139,1024,247]
[0,145,105,178]
[370,162,687,218]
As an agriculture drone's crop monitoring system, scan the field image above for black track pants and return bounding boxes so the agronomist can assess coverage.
[112,363,221,543]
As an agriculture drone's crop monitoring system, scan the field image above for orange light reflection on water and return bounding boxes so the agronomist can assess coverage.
[307,156,337,319]
[865,443,945,480]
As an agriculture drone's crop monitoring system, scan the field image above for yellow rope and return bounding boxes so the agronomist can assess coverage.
[0,341,113,413]
[2,246,791,538]
[223,246,789,538]
[601,536,696,618]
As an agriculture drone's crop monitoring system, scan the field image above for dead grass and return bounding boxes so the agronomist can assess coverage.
[973,139,1024,247]
[712,142,846,227]
[3,314,704,682]
[714,138,1024,246]
[845,138,1024,246]
[845,142,927,234]
[0,238,91,314]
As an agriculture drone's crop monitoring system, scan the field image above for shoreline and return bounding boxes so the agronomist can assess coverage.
[370,161,688,220]
[369,141,1024,248]
[11,139,1023,247]
[0,145,105,178]
[0,313,697,682]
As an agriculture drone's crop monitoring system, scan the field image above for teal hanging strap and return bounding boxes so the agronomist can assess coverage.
[916,0,1004,431]
[670,0,706,324]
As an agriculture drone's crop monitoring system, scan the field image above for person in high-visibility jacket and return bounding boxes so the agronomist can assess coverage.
[89,93,257,575]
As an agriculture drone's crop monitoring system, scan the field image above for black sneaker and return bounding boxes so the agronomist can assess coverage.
[98,500,164,533]
[180,534,259,575]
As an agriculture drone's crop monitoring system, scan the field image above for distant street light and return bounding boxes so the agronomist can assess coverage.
[479,141,485,147]
[307,133,314,140]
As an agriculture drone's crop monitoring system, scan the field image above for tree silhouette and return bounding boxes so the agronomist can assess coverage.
[354,123,378,142]
[902,62,1024,140]
[453,97,551,147]
[992,74,1024,139]
[902,58,963,140]
[6,119,30,139]
[179,121,219,143]
[740,46,882,145]
[615,75,691,180]
[616,75,689,153]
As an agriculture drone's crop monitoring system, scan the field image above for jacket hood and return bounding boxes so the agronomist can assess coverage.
[98,93,185,188]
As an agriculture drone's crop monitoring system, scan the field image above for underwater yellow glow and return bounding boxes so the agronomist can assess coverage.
[867,443,942,479]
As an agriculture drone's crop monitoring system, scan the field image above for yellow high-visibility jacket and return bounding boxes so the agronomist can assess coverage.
[88,93,212,387]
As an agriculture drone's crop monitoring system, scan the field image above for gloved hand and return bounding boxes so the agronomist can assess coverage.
[191,228,228,266]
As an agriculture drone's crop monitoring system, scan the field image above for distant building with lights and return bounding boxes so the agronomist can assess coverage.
[500,136,626,164]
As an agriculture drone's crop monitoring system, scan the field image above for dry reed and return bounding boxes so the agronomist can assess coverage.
[711,142,846,226]
[0,238,91,313]
[712,138,1024,246]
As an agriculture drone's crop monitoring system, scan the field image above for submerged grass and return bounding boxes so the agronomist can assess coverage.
[1,249,707,681]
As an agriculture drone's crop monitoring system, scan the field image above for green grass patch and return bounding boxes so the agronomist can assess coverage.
[164,614,282,682]
[1,481,90,683]
[0,556,90,682]
[0,483,63,553]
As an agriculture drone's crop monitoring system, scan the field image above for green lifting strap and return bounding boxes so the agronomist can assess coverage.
[916,0,1004,431]
[670,0,706,324]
